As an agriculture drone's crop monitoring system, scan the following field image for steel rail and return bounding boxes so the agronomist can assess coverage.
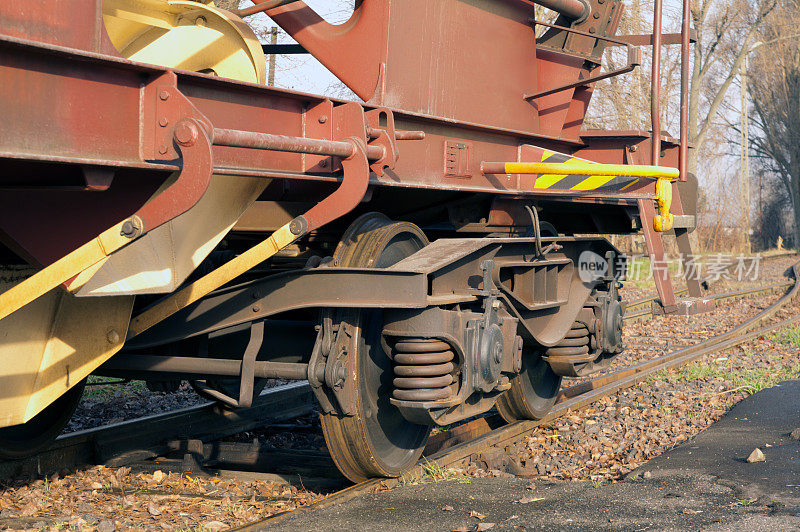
[238,263,800,529]
[623,280,792,320]
[623,250,800,311]
[0,382,315,481]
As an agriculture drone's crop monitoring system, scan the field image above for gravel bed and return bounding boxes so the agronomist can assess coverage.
[223,412,327,452]
[65,382,206,434]
[65,379,289,434]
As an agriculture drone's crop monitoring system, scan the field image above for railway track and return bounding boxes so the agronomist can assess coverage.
[1,275,789,484]
[623,250,799,314]
[238,263,800,529]
[0,382,316,482]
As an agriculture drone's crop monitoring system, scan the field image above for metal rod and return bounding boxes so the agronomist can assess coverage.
[651,0,664,167]
[608,30,696,47]
[212,128,384,161]
[365,126,426,141]
[235,0,298,17]
[524,21,641,101]
[530,0,588,20]
[532,19,633,47]
[679,0,690,181]
[102,355,312,380]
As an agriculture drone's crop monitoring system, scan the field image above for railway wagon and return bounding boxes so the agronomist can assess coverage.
[0,0,707,482]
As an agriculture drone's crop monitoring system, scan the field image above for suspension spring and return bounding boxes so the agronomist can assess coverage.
[392,339,458,402]
[542,324,596,365]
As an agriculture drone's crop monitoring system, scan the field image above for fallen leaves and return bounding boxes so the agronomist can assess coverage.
[0,463,322,530]
[469,510,485,519]
[461,291,800,485]
[515,496,544,504]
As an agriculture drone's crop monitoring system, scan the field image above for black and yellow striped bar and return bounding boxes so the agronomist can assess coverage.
[481,161,679,179]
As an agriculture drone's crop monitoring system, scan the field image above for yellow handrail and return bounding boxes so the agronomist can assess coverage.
[482,161,679,179]
[481,161,677,232]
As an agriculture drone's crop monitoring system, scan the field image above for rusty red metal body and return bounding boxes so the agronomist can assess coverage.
[0,0,696,309]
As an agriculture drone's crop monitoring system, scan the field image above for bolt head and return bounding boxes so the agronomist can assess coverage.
[120,216,143,238]
[158,117,169,127]
[121,220,134,236]
[289,218,305,236]
[107,330,120,344]
[158,144,168,155]
[174,121,198,146]
[318,115,328,124]
[252,305,261,313]
[159,90,170,101]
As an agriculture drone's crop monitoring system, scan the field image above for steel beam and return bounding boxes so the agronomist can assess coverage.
[100,355,315,380]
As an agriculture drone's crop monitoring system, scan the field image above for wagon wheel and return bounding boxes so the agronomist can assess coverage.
[495,350,562,422]
[320,213,432,482]
[0,380,86,460]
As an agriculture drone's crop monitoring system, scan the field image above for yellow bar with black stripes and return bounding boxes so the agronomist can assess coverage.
[481,161,679,179]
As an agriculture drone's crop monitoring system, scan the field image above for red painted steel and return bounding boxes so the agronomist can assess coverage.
[0,0,696,311]
[679,0,691,181]
[531,0,589,19]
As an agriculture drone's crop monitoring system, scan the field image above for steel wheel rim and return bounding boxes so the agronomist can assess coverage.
[497,351,562,422]
[321,213,431,481]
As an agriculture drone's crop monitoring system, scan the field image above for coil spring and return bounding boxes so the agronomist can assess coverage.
[543,324,596,365]
[392,339,458,402]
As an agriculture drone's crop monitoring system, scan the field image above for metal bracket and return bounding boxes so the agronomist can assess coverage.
[365,107,398,176]
[525,31,641,100]
[307,312,356,416]
[308,314,335,413]
[192,320,264,408]
[0,74,215,319]
[142,71,213,162]
[300,102,372,233]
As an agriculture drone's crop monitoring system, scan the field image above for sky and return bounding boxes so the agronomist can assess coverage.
[240,0,354,96]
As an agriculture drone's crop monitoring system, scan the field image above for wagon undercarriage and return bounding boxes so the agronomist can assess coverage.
[0,0,708,481]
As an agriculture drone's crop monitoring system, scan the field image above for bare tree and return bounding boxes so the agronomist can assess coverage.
[214,0,241,11]
[748,0,800,244]
[686,0,776,176]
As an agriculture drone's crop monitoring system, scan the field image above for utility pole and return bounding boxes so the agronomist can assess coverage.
[267,26,278,86]
[738,35,800,252]
[740,55,752,254]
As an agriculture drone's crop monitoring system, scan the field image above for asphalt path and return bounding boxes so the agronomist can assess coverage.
[266,379,800,531]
